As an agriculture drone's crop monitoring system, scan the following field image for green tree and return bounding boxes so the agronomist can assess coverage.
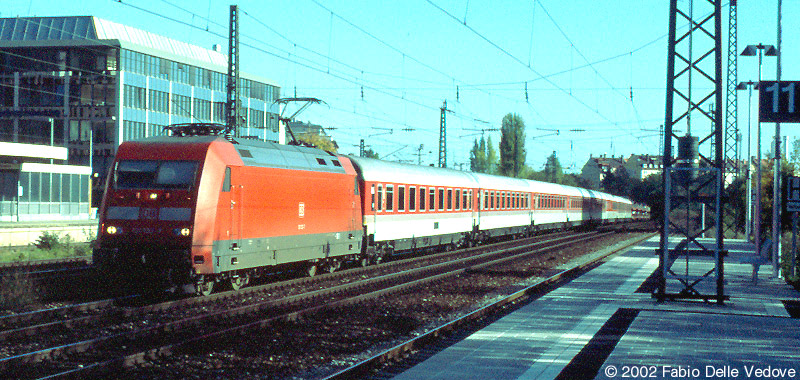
[296,132,337,152]
[543,151,564,184]
[499,113,526,177]
[486,136,498,174]
[470,137,488,173]
[600,168,634,198]
[789,138,800,173]
[362,148,379,159]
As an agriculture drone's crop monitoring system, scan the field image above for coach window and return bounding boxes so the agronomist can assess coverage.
[377,185,383,211]
[371,184,376,211]
[386,185,394,211]
[429,188,435,211]
[462,190,468,210]
[438,188,445,210]
[419,187,426,211]
[470,190,474,209]
[398,186,405,211]
[447,189,453,210]
[454,189,460,210]
[409,187,416,211]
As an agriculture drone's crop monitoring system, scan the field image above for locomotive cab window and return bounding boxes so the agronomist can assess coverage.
[115,160,198,190]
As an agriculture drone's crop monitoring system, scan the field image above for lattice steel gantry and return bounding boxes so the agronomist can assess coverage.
[656,0,728,303]
[724,0,741,238]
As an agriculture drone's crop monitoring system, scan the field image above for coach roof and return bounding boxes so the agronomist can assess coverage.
[349,156,478,188]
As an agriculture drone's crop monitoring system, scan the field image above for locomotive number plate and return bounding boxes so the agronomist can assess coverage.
[140,207,159,220]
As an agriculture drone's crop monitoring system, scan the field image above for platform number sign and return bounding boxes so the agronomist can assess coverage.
[760,81,800,123]
[787,176,800,212]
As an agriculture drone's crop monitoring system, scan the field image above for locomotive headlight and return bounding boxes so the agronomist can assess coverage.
[106,226,119,235]
[149,193,158,200]
[174,227,191,236]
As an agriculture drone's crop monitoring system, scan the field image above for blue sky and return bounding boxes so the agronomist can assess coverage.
[5,0,798,172]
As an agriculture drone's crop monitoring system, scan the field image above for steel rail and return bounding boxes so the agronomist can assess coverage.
[30,231,605,378]
[0,229,575,343]
[323,232,656,379]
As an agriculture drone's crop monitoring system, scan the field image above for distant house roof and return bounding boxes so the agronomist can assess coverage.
[0,16,276,86]
[586,155,626,171]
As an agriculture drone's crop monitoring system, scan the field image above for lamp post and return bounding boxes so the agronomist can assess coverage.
[736,81,758,241]
[741,44,777,258]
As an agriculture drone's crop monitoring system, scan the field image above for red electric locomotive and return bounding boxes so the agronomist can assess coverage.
[93,124,363,295]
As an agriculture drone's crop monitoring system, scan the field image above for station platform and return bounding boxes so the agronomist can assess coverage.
[392,237,800,380]
[0,220,97,246]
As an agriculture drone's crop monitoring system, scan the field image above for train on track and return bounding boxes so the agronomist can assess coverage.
[93,123,644,295]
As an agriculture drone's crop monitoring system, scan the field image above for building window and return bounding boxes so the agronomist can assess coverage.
[248,108,264,128]
[174,63,190,84]
[172,94,191,117]
[213,102,225,122]
[148,89,169,113]
[193,98,211,122]
[123,120,146,141]
[123,85,146,109]
[148,123,166,137]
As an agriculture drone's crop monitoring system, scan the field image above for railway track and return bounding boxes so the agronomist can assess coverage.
[326,232,656,379]
[0,229,606,378]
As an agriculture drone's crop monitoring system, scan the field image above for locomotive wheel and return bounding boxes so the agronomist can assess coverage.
[195,276,214,296]
[230,274,248,291]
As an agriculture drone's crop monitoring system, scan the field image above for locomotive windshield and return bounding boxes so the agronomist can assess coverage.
[115,160,198,190]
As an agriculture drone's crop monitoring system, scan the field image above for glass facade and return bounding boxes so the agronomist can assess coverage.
[0,16,281,221]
